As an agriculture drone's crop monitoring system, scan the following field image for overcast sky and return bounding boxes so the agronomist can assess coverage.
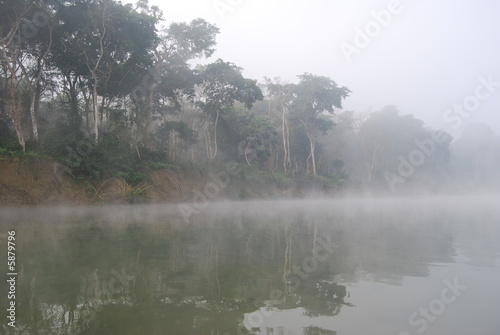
[134,0,500,138]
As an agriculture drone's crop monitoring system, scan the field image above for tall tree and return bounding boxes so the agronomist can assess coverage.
[266,78,295,174]
[290,74,350,175]
[197,59,263,161]
[52,0,158,142]
[17,1,59,144]
[136,18,219,150]
[0,0,38,150]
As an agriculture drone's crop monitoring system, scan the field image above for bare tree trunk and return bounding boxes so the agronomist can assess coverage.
[0,2,40,151]
[5,64,25,151]
[204,124,211,161]
[29,95,38,141]
[87,5,108,143]
[298,116,317,176]
[80,82,92,138]
[92,86,99,142]
[285,118,291,171]
[143,89,154,149]
[361,138,378,183]
[11,95,25,151]
[281,102,290,174]
[310,135,317,176]
[66,74,80,130]
[19,21,54,144]
[211,109,220,160]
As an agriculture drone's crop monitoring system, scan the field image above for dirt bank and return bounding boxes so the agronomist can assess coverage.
[0,156,201,206]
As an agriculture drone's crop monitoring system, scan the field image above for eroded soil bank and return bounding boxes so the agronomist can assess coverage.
[0,156,299,206]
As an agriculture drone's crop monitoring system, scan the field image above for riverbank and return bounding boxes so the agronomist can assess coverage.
[0,156,342,207]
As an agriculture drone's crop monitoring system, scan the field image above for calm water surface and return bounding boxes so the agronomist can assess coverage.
[1,196,500,335]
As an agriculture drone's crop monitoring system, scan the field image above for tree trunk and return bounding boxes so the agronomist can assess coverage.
[92,85,99,142]
[298,116,317,176]
[7,70,25,151]
[11,100,25,152]
[80,84,92,138]
[310,135,317,176]
[0,3,31,151]
[143,88,155,149]
[87,10,107,143]
[67,74,81,131]
[281,101,290,174]
[210,109,220,161]
[29,93,38,142]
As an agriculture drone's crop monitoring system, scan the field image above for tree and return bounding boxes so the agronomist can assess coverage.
[218,104,276,166]
[51,0,158,142]
[266,78,295,174]
[197,59,263,161]
[290,74,350,175]
[135,18,219,150]
[451,123,500,189]
[17,1,59,144]
[0,0,39,150]
[316,111,361,179]
[358,106,452,190]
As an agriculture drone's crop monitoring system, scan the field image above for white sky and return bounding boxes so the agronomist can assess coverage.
[133,0,500,137]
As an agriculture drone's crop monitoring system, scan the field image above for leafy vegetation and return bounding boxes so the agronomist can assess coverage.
[1,0,499,196]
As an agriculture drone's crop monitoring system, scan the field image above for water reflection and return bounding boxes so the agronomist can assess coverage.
[1,197,499,334]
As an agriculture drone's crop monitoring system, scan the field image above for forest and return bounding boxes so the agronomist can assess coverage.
[1,0,500,198]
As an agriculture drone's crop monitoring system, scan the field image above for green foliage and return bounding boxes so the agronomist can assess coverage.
[0,147,39,158]
[0,0,464,195]
[0,119,23,153]
[219,106,277,164]
[0,136,24,156]
[41,125,138,181]
[197,59,264,117]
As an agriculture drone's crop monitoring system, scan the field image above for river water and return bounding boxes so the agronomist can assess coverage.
[1,196,499,335]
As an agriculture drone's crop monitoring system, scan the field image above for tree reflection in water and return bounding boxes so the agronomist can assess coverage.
[0,199,465,334]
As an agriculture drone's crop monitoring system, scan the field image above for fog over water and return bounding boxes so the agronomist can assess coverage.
[2,196,500,334]
[1,0,500,334]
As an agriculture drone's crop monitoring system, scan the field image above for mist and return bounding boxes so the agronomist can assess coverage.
[1,1,500,334]
[1,196,500,334]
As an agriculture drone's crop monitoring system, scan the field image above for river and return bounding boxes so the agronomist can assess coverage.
[1,195,499,335]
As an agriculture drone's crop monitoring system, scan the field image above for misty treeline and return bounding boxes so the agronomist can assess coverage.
[1,0,499,193]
